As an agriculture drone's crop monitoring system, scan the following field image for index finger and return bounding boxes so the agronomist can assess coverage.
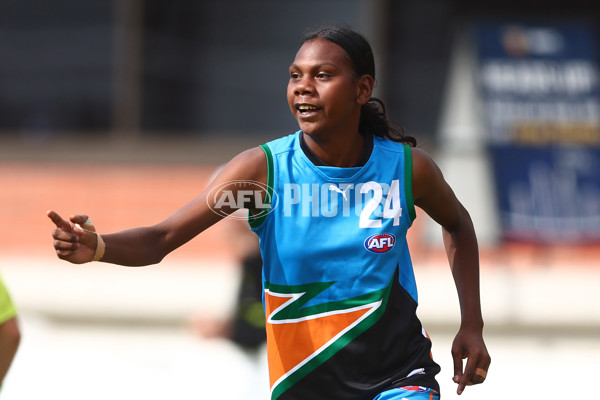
[47,210,72,232]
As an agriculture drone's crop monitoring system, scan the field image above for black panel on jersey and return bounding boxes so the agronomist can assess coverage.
[280,267,441,400]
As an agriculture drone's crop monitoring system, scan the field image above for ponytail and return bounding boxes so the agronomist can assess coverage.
[359,98,417,147]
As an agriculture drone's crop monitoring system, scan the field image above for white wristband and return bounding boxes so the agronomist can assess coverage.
[93,233,105,262]
[76,218,104,262]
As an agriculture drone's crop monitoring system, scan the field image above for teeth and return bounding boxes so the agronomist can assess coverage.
[298,104,318,111]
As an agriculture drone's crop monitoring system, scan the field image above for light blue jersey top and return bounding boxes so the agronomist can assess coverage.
[250,131,439,400]
[251,130,418,303]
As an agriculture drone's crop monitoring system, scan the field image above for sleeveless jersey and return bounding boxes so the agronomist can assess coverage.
[0,276,17,324]
[250,131,440,400]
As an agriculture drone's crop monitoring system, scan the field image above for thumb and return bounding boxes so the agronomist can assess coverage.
[71,216,101,253]
[70,215,96,233]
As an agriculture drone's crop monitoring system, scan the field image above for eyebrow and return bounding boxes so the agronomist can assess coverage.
[289,62,339,70]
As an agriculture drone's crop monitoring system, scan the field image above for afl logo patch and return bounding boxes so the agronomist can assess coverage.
[364,233,396,253]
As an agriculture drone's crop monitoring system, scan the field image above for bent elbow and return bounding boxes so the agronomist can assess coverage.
[147,228,172,265]
[151,250,167,265]
[442,205,472,234]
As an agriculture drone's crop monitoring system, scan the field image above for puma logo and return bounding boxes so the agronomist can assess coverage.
[328,184,351,201]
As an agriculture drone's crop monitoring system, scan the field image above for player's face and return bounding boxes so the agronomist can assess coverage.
[287,38,365,139]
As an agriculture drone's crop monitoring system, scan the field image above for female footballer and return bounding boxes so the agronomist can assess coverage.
[48,26,490,399]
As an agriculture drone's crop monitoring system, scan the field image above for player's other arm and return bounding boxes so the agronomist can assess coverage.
[48,147,267,266]
[0,316,20,388]
[411,147,490,395]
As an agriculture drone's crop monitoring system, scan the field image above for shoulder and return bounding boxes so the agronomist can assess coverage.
[220,131,301,185]
[409,147,446,205]
[215,147,267,186]
[236,146,268,165]
[410,147,438,174]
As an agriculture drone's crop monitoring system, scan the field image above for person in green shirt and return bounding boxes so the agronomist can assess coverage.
[0,276,20,393]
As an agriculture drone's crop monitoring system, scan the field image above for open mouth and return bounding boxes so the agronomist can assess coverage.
[295,104,321,115]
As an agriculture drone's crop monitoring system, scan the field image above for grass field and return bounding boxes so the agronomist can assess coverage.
[2,311,598,399]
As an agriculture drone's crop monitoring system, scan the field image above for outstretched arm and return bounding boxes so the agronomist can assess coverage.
[48,147,267,266]
[411,147,491,395]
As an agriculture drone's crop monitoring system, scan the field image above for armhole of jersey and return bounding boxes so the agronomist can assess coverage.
[403,144,417,222]
[248,144,274,229]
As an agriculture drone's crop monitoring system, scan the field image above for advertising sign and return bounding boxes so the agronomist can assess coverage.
[475,22,600,242]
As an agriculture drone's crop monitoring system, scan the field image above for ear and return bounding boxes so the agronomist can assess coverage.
[356,75,375,105]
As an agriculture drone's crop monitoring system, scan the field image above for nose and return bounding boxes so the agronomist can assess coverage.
[293,78,315,96]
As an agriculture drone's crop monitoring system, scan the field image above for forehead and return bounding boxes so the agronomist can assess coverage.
[292,38,352,69]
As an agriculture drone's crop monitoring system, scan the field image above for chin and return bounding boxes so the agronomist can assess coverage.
[297,123,322,137]
[299,129,320,139]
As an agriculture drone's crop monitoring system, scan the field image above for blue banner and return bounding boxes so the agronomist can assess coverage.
[475,22,600,243]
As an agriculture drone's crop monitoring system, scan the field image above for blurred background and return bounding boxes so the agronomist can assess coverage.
[1,0,599,399]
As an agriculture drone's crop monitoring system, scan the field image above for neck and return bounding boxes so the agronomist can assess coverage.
[302,131,366,168]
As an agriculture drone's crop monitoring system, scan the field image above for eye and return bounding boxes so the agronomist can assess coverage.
[316,72,331,79]
[290,72,301,80]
